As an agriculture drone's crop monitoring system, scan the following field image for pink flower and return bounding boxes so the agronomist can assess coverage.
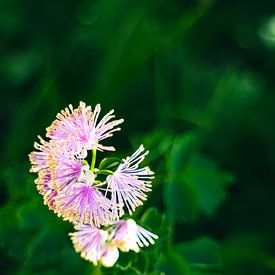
[46,102,123,152]
[46,102,93,143]
[55,181,115,227]
[110,219,158,253]
[69,225,111,266]
[69,220,157,267]
[35,169,57,210]
[106,145,154,216]
[29,102,158,268]
[29,136,51,173]
[47,140,84,191]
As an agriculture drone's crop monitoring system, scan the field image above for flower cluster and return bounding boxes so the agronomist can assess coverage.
[29,102,158,267]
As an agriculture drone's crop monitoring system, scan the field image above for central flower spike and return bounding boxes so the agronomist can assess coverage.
[29,102,157,268]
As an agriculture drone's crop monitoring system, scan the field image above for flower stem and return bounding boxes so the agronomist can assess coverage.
[90,148,97,171]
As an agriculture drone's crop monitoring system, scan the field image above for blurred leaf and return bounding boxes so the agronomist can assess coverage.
[220,236,275,275]
[176,236,220,265]
[168,132,196,174]
[165,134,233,222]
[24,226,68,267]
[156,251,188,275]
[184,155,233,217]
[164,178,199,223]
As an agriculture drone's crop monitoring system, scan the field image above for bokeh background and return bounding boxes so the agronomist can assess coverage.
[1,0,275,274]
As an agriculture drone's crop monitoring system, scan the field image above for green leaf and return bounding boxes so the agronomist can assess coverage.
[184,155,233,217]
[176,236,220,265]
[165,134,233,222]
[168,133,196,174]
[24,227,68,267]
[220,236,275,274]
[156,251,188,275]
[98,157,121,170]
[164,178,199,223]
[175,237,223,274]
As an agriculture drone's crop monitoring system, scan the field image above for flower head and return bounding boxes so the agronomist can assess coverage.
[69,225,110,266]
[69,220,157,267]
[46,102,124,152]
[47,140,84,191]
[107,145,154,216]
[110,219,158,253]
[55,181,115,227]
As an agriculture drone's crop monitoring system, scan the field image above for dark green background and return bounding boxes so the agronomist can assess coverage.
[1,0,275,274]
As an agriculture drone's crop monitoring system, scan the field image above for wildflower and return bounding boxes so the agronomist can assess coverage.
[46,102,124,152]
[69,225,112,266]
[69,220,158,267]
[29,102,158,268]
[106,145,154,216]
[47,140,84,191]
[110,219,158,253]
[55,181,115,227]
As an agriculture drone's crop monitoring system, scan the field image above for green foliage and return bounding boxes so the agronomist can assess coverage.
[164,133,233,223]
[98,157,121,171]
[1,0,275,274]
[176,236,220,265]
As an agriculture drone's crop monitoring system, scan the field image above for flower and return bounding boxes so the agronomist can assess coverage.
[47,140,84,191]
[46,102,93,143]
[46,102,124,152]
[69,220,158,267]
[106,145,154,216]
[55,181,115,227]
[29,102,158,268]
[69,225,111,266]
[110,219,158,253]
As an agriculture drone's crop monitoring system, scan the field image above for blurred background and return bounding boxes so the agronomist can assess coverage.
[1,0,275,274]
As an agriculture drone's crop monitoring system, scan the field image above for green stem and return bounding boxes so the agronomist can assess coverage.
[90,148,97,171]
